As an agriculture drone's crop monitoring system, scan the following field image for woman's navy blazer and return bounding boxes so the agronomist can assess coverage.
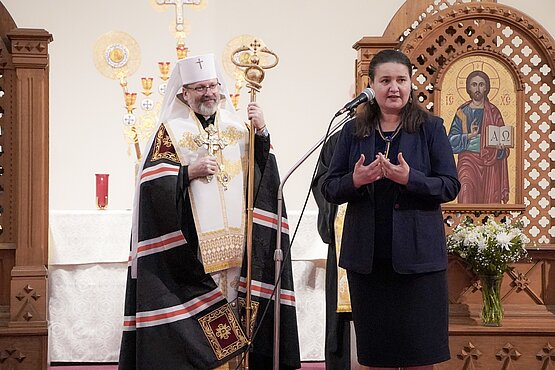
[321,116,460,274]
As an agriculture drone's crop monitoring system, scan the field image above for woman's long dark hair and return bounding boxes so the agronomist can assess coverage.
[355,49,429,138]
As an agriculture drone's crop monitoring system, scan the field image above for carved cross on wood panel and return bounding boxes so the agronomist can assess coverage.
[495,343,521,369]
[457,342,482,370]
[536,343,555,368]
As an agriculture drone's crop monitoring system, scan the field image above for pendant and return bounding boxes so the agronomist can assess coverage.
[217,163,230,190]
[217,170,230,190]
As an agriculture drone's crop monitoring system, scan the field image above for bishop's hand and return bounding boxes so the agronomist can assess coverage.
[247,102,266,132]
[188,156,219,180]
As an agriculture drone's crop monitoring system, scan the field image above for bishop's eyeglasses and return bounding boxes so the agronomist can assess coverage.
[184,82,221,94]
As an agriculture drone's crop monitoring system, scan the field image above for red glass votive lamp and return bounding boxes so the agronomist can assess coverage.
[95,174,109,209]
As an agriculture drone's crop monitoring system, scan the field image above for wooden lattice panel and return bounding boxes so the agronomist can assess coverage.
[398,0,491,43]
[400,3,555,246]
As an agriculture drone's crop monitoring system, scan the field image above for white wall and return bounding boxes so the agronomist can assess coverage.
[2,0,554,212]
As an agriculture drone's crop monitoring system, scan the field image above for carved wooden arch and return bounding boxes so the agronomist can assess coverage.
[354,0,500,91]
[355,0,555,247]
[397,2,555,113]
[381,0,497,43]
[401,3,555,72]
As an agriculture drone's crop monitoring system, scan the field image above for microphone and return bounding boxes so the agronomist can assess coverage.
[335,87,375,117]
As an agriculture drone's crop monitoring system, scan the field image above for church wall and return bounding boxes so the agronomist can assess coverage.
[0,0,554,212]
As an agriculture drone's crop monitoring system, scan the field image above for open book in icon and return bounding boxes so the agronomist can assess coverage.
[487,125,514,148]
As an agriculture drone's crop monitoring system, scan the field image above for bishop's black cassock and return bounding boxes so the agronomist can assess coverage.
[118,117,301,370]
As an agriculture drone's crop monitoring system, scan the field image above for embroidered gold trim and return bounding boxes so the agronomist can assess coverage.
[198,304,248,360]
[217,157,243,190]
[162,135,172,147]
[178,131,198,151]
[199,233,244,273]
[178,114,245,190]
[200,226,244,237]
[186,125,243,149]
[220,158,242,177]
[221,126,244,146]
[237,297,259,337]
[215,125,245,190]
[151,124,180,163]
[334,203,352,313]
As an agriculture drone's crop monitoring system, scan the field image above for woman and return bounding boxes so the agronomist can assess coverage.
[321,49,460,370]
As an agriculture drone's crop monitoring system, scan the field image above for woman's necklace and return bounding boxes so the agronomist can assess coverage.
[377,122,402,159]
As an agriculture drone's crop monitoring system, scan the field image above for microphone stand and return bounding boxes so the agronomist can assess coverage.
[272,110,354,370]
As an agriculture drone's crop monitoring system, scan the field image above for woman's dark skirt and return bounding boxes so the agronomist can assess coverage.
[347,262,450,367]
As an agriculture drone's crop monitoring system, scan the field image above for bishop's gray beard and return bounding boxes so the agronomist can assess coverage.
[198,99,218,116]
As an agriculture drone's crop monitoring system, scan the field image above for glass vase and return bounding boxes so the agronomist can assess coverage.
[479,274,504,326]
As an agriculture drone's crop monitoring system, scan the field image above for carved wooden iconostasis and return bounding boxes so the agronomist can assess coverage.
[0,2,52,370]
[354,1,554,369]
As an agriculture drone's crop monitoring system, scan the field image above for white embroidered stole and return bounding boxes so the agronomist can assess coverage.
[165,109,248,273]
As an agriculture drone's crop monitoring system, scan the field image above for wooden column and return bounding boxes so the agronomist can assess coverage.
[4,28,52,370]
[353,38,399,93]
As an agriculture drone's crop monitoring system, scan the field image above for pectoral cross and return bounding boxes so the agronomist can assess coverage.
[194,124,227,156]
[194,124,230,189]
[155,0,200,32]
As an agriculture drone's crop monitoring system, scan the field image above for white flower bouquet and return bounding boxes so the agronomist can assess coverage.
[447,216,529,325]
[447,216,529,276]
